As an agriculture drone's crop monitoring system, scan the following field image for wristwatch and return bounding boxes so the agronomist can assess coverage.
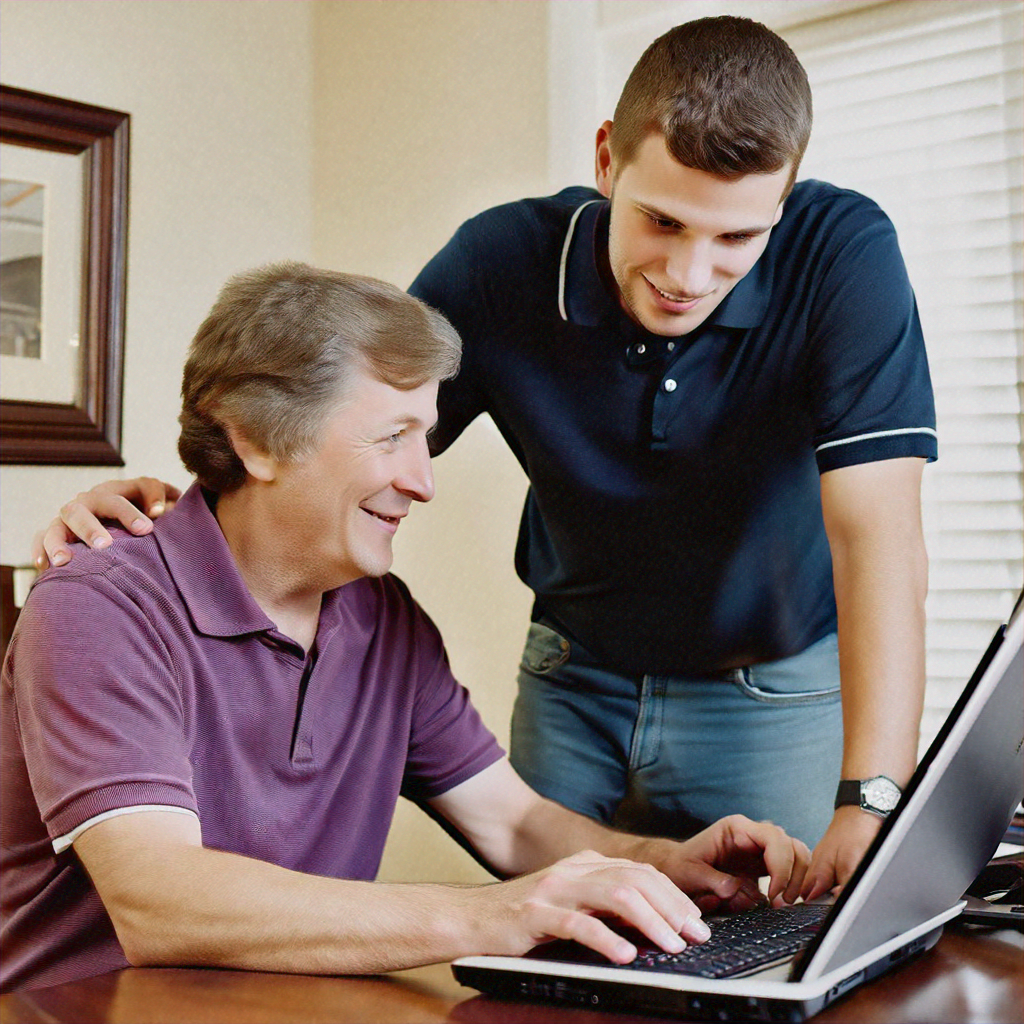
[834,775,902,818]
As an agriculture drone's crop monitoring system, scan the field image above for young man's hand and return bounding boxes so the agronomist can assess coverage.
[468,849,711,964]
[32,477,180,570]
[650,814,812,913]
[801,806,881,901]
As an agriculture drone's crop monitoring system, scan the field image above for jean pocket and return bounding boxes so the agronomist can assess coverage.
[519,621,571,675]
[731,634,841,705]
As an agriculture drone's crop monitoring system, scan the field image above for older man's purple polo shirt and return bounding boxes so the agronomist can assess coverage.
[0,483,503,992]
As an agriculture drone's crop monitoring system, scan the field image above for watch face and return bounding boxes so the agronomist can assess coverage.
[863,777,901,812]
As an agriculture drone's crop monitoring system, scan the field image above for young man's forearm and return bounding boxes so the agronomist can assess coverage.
[825,471,928,786]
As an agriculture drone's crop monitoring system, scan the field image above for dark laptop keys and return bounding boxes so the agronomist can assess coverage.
[626,904,833,979]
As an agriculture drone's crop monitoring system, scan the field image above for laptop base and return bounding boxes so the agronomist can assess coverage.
[454,912,953,1023]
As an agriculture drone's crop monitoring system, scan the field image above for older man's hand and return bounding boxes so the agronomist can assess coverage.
[468,849,711,964]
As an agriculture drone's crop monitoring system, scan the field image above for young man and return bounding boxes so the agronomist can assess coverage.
[1,263,809,993]
[33,18,935,899]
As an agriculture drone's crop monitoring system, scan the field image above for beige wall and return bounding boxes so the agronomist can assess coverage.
[1,1,547,886]
[0,0,315,561]
[312,1,549,288]
[311,0,546,884]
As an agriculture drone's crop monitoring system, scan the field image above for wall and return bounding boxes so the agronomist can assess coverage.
[311,0,546,885]
[0,0,314,562]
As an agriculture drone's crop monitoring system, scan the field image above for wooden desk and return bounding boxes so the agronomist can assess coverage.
[1,925,1020,1024]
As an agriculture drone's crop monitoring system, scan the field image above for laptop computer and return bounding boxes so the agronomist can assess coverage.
[453,595,1024,1022]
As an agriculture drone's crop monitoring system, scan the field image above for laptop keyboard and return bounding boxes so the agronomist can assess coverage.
[625,903,831,979]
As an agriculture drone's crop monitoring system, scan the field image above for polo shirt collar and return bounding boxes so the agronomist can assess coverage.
[560,200,618,327]
[153,482,276,638]
[713,244,772,328]
[559,196,772,332]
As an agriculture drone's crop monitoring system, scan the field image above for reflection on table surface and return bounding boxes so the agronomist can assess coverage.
[0,926,1021,1024]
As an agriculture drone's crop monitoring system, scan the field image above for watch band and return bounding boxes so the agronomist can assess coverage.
[834,779,864,809]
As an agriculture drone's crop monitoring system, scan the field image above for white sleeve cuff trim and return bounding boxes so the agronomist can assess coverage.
[53,804,199,854]
[815,426,937,454]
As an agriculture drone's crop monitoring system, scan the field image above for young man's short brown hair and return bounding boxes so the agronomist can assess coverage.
[178,262,461,493]
[610,16,812,193]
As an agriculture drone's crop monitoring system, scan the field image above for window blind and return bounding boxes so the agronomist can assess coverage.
[782,0,1024,751]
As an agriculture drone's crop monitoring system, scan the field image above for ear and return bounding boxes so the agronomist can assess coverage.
[225,423,277,483]
[595,120,615,198]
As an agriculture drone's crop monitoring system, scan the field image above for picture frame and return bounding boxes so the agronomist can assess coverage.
[0,85,128,465]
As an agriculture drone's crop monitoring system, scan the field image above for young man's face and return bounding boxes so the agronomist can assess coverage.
[596,124,790,337]
[270,363,438,588]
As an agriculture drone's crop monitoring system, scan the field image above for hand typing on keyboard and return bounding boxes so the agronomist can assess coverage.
[649,814,813,915]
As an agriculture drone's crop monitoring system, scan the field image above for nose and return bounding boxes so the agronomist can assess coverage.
[665,236,714,298]
[395,435,435,504]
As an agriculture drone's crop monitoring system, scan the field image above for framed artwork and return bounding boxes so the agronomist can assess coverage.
[0,85,129,465]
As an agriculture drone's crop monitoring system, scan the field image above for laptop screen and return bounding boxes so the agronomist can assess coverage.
[792,595,1023,980]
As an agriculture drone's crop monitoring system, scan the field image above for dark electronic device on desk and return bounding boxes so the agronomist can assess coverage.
[961,846,1024,929]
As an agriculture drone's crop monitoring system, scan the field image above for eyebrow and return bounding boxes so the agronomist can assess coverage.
[383,414,437,433]
[635,201,773,237]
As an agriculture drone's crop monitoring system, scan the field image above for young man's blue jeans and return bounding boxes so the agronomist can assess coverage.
[510,621,843,849]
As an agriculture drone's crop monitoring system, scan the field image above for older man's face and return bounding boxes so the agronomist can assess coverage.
[272,364,438,588]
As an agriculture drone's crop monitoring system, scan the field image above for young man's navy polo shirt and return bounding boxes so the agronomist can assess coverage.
[410,181,936,676]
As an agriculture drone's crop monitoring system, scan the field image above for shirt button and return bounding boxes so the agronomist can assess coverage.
[667,342,676,352]
[664,379,677,392]
[636,343,646,355]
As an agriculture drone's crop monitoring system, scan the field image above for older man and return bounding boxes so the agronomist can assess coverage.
[1,263,807,993]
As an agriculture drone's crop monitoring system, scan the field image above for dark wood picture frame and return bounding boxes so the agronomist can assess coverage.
[0,85,128,465]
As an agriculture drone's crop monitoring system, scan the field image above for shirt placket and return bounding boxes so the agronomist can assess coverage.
[621,328,683,450]
[289,617,341,768]
[291,654,316,766]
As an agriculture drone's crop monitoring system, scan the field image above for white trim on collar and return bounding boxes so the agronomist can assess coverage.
[558,200,602,321]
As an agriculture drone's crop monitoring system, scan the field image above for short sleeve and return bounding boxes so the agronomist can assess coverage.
[8,570,197,844]
[389,584,504,801]
[805,199,937,473]
[410,223,491,456]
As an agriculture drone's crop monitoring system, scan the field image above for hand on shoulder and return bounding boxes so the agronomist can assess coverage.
[32,477,181,570]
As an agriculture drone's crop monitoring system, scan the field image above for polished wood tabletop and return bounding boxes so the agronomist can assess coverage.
[1,925,1020,1024]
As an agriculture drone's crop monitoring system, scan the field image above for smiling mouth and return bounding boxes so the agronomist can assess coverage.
[648,279,704,305]
[363,509,401,525]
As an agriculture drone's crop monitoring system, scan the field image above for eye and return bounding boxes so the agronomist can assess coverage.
[645,211,678,230]
[722,233,756,245]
